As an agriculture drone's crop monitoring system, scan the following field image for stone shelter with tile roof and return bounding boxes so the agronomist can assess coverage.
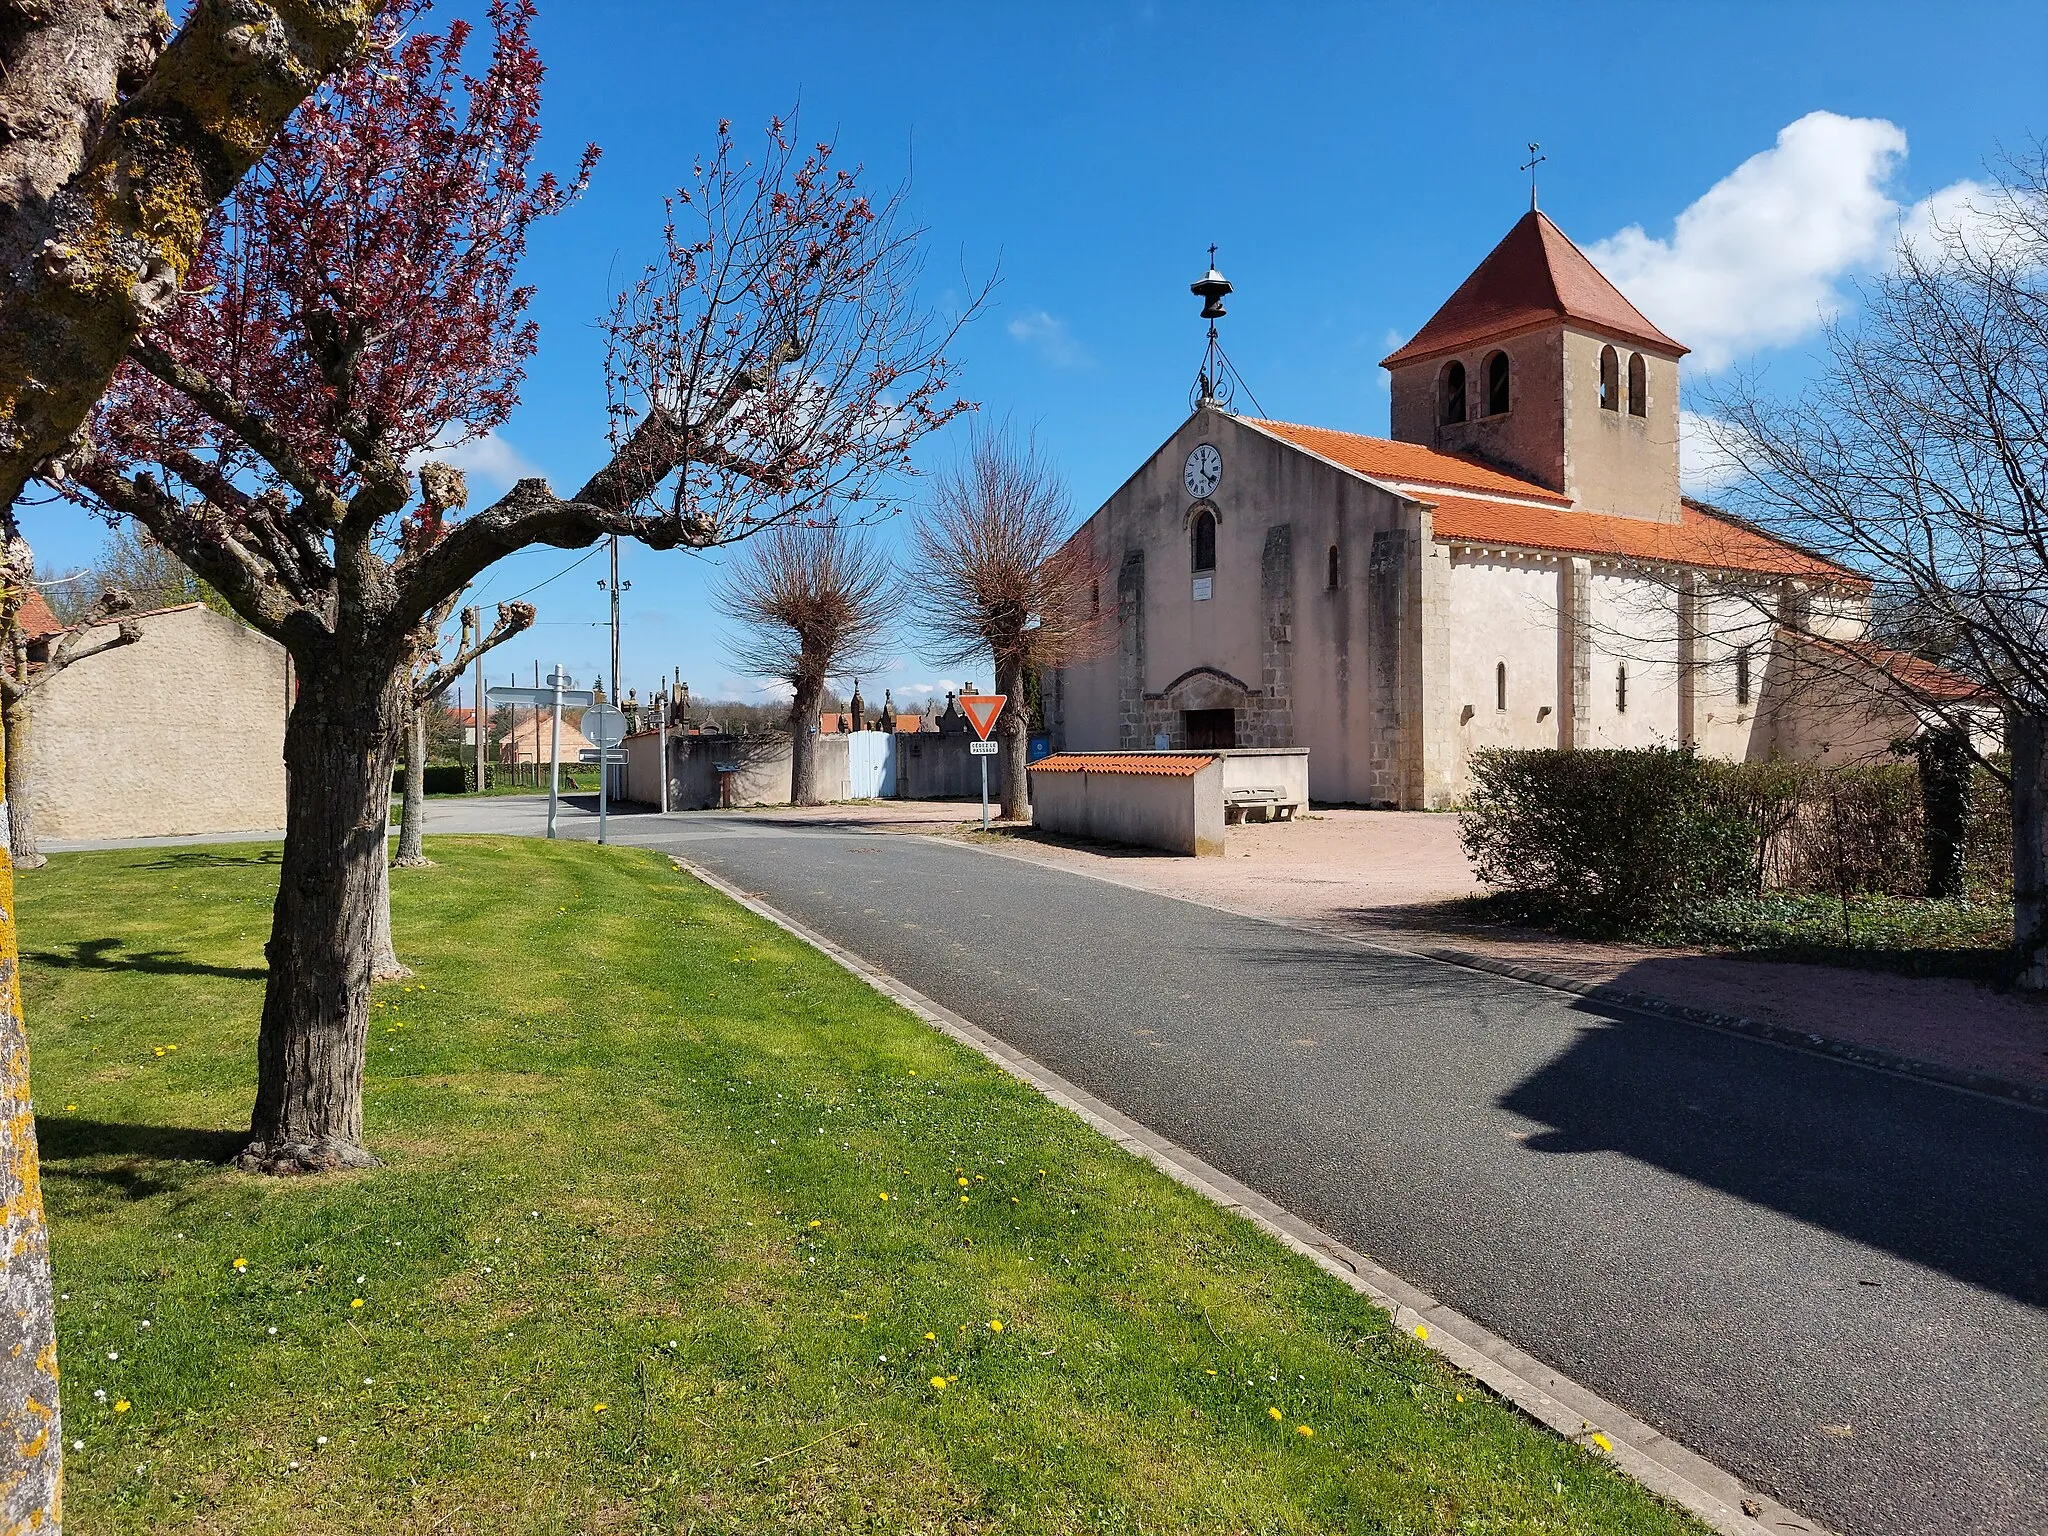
[1046,210,1957,807]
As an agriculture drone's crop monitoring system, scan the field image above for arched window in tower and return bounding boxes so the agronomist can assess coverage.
[1495,661,1508,713]
[1599,345,1619,411]
[1327,545,1340,589]
[1191,507,1216,573]
[1440,360,1467,425]
[1484,350,1511,415]
[1091,580,1100,618]
[1627,352,1647,417]
[1616,662,1629,714]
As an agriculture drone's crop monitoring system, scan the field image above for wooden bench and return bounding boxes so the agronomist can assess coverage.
[1223,786,1298,824]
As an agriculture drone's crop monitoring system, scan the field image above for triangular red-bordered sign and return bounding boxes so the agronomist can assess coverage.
[960,693,1006,740]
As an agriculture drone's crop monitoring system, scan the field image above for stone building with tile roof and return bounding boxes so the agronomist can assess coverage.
[1047,210,1969,807]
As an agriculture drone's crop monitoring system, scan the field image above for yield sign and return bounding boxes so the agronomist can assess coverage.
[960,693,1006,740]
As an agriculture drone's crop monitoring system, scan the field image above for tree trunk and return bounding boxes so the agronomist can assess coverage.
[3,695,43,870]
[2012,713,2048,989]
[0,717,62,1530]
[789,678,825,806]
[996,654,1028,822]
[236,664,405,1174]
[394,705,430,867]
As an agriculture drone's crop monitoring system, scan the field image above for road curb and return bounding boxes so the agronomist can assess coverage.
[668,851,1836,1536]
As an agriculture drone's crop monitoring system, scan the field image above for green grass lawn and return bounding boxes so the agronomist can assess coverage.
[22,838,1703,1534]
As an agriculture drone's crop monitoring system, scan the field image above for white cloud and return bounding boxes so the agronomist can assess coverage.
[1587,112,1914,371]
[1678,409,1748,495]
[1006,309,1089,368]
[409,429,543,498]
[1898,176,2005,266]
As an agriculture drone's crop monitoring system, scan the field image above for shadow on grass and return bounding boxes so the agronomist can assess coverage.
[137,848,282,869]
[38,1118,243,1199]
[26,937,266,982]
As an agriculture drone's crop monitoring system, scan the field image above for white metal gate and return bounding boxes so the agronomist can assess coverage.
[845,730,895,799]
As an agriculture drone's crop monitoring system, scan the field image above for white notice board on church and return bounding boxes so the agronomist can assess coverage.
[1192,576,1212,601]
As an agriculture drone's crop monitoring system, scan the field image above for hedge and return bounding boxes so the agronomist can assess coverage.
[391,764,470,797]
[1461,746,2011,937]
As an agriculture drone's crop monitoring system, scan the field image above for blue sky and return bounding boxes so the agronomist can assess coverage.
[25,1,2045,714]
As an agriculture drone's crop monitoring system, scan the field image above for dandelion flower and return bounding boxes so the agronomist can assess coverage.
[988,1320,1003,1333]
[152,1048,165,1058]
[113,1401,129,1413]
[1205,1369,1217,1377]
[930,1377,947,1391]
[350,1298,364,1309]
[808,1220,821,1229]
[1268,1407,1282,1421]
[1456,1393,1465,1403]
[1413,1324,1429,1342]
[592,1403,607,1413]
[1590,1431,1613,1454]
[959,1195,969,1204]
[1296,1425,1313,1438]
[232,1258,248,1272]
[924,1332,936,1341]
[957,1178,969,1187]
[64,1104,76,1112]
[878,1192,889,1202]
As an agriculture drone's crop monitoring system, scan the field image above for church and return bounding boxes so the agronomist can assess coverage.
[1044,208,1934,808]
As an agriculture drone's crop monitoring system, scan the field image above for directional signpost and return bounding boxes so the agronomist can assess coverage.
[960,693,1006,830]
[582,703,627,845]
[488,666,594,839]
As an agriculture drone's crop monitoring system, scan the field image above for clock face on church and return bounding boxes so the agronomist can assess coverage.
[1183,443,1221,499]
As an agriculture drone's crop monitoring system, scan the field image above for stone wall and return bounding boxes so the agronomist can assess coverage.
[24,604,288,840]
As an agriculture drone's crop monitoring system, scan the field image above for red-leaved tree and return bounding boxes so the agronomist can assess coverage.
[54,0,974,1174]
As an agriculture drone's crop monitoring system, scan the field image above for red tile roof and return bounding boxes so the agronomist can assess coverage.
[1430,493,1865,584]
[13,589,63,640]
[1241,419,1570,504]
[1381,210,1686,368]
[1816,640,1986,702]
[1029,753,1216,777]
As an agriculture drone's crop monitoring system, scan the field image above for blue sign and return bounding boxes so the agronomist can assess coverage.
[1027,735,1053,762]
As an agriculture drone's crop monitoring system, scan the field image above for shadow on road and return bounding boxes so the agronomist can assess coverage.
[1499,1011,2048,1308]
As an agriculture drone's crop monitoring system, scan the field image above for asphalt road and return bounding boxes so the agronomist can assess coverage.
[451,799,2048,1536]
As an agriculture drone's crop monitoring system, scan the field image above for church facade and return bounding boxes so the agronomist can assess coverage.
[1046,209,1912,808]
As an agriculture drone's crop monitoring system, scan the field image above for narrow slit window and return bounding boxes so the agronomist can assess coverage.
[1616,662,1629,714]
[1440,360,1467,425]
[1599,345,1619,411]
[1191,508,1216,573]
[1484,350,1511,415]
[1495,661,1507,712]
[1627,352,1647,417]
[1327,545,1340,589]
[1735,645,1751,706]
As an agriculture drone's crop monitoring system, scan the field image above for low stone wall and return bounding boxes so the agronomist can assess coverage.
[1028,753,1226,856]
[1217,748,1310,820]
[621,731,872,808]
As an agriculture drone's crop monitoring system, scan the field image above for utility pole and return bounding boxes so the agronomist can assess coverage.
[467,606,484,793]
[596,534,629,844]
[546,662,565,838]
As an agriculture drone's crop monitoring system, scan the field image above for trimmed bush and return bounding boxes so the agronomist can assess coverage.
[391,764,470,796]
[1460,747,1752,935]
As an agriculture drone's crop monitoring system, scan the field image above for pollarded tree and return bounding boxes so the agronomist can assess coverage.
[905,428,1107,818]
[716,521,892,805]
[2,10,383,1517]
[54,1,975,1174]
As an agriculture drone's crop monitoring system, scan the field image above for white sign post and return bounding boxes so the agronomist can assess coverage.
[582,703,627,845]
[960,694,1006,830]
[488,667,594,838]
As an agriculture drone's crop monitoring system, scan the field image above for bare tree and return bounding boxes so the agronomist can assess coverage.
[904,427,1107,818]
[716,521,892,804]
[1700,142,2048,979]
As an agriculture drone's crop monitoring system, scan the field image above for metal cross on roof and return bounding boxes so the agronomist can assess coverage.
[1521,142,1546,211]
